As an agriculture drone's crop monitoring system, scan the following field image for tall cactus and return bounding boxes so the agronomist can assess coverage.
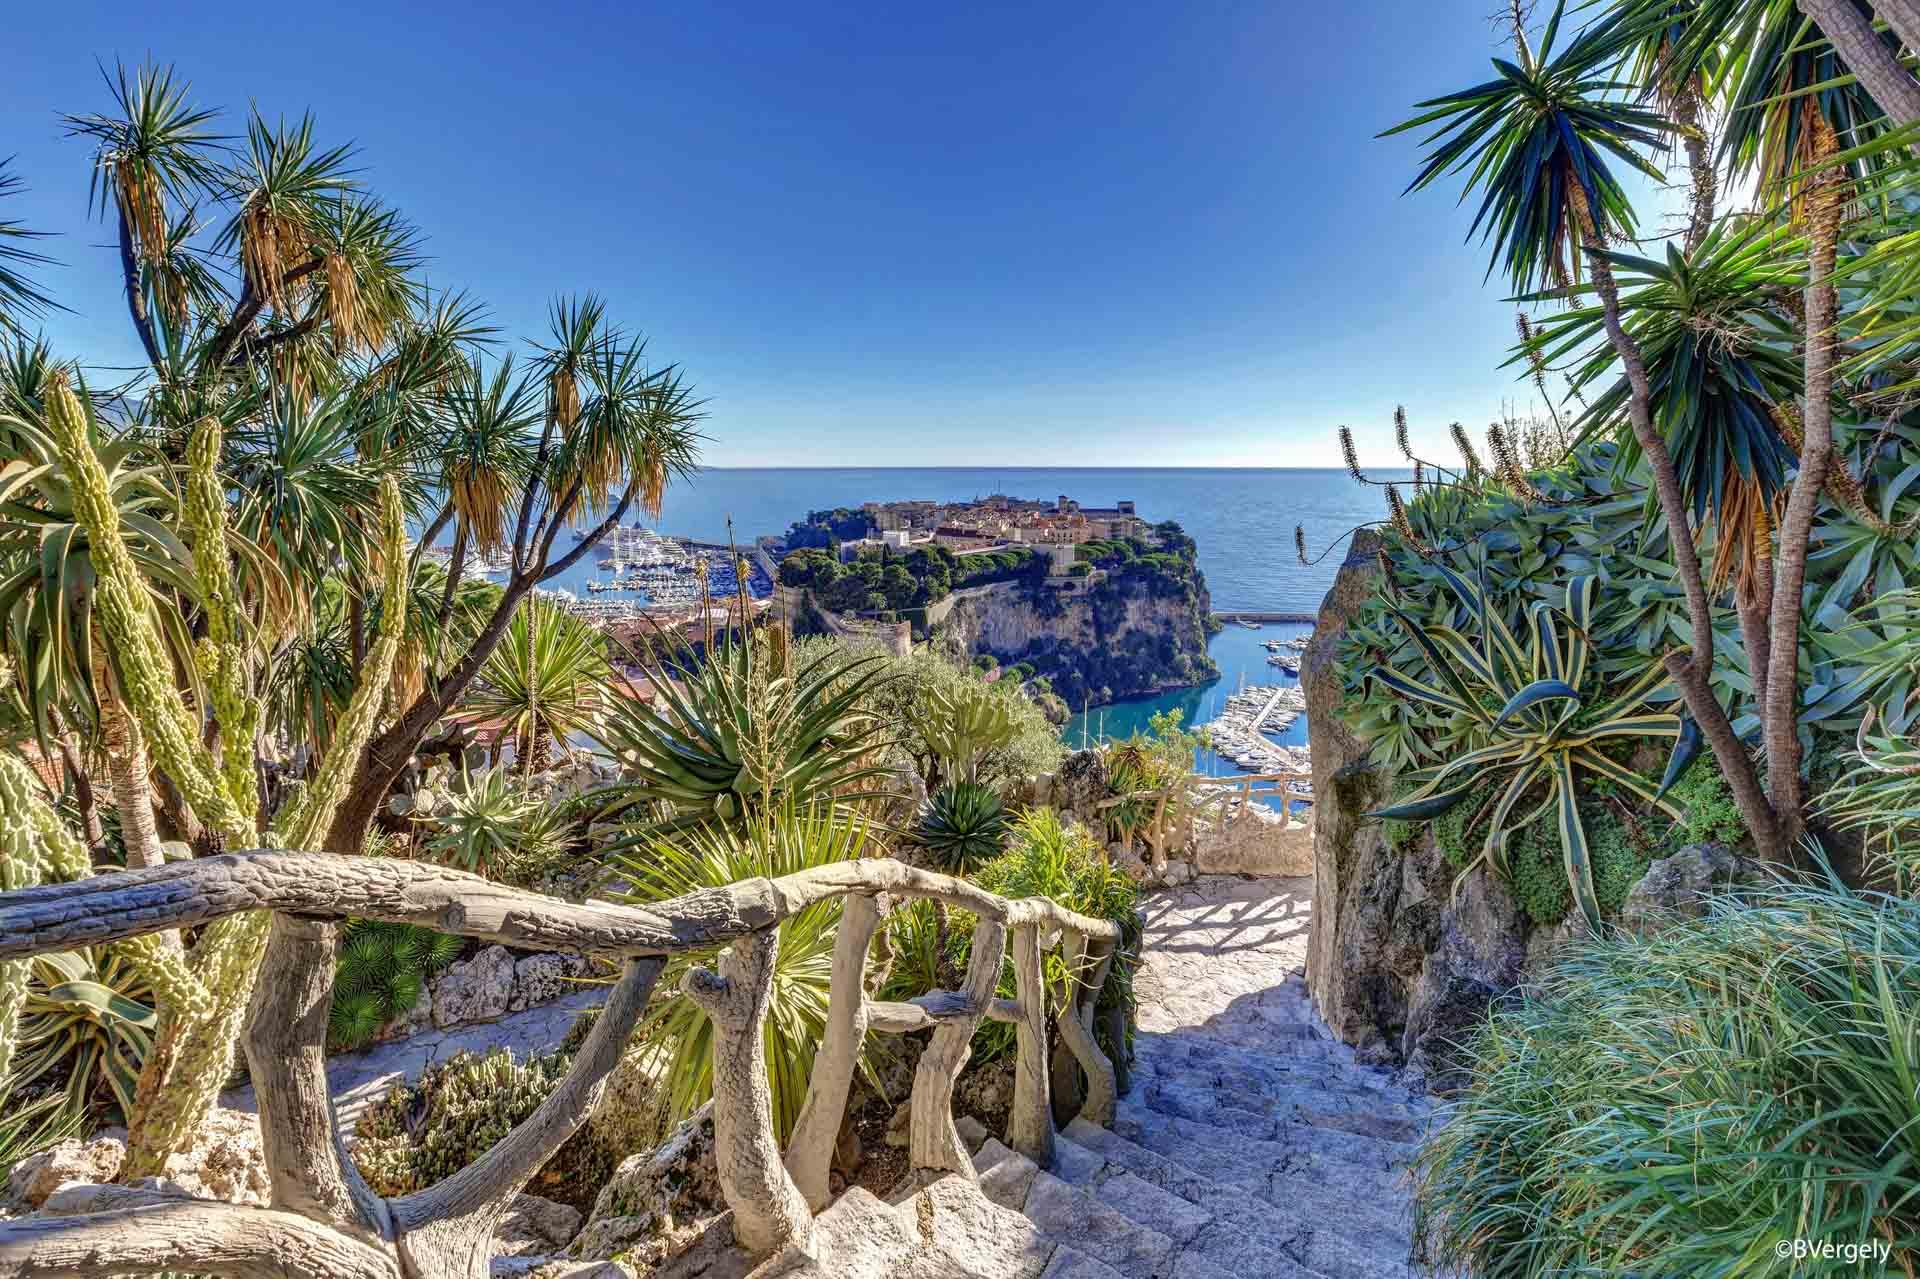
[36,370,414,1174]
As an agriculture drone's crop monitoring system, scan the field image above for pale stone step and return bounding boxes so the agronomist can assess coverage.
[1132,1033,1411,1100]
[1108,1109,1414,1263]
[1021,1170,1178,1279]
[1129,1070,1429,1145]
[1061,1121,1403,1279]
[1133,1032,1414,1104]
[1038,1246,1127,1279]
[751,1186,919,1279]
[1119,1099,1415,1177]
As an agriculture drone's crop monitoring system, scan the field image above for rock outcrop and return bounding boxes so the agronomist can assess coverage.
[1302,530,1556,1087]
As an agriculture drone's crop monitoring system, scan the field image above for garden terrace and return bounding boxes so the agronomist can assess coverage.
[0,851,1123,1279]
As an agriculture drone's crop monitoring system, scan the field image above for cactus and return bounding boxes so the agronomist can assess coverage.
[911,680,1020,786]
[36,370,419,1174]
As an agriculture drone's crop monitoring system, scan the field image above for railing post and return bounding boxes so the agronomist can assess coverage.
[683,929,813,1258]
[785,893,886,1212]
[1055,935,1118,1126]
[1007,923,1055,1166]
[910,918,1007,1179]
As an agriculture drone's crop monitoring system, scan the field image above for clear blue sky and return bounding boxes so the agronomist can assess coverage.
[3,1,1684,467]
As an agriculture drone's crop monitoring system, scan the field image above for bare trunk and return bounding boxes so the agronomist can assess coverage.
[1799,0,1920,130]
[1572,196,1786,860]
[101,699,166,870]
[1672,80,1717,256]
[1876,0,1920,56]
[54,730,104,850]
[1763,114,1847,847]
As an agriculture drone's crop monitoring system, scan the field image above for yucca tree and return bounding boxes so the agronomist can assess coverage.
[0,159,57,339]
[464,599,610,773]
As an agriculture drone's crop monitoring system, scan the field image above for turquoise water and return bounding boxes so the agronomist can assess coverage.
[1060,622,1314,776]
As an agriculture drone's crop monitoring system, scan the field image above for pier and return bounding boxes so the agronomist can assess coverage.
[1211,610,1317,625]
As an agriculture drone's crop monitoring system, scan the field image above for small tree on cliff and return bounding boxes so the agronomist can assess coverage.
[1382,0,1920,860]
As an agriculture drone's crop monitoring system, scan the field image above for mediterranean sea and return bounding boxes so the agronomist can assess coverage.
[543,466,1409,767]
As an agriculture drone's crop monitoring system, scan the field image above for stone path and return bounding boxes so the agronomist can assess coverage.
[762,874,1433,1277]
[223,987,606,1133]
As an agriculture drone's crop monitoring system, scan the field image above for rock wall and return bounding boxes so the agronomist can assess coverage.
[937,574,1215,708]
[1301,530,1567,1089]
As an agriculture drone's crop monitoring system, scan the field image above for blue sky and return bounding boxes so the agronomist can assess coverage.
[4,1,1685,467]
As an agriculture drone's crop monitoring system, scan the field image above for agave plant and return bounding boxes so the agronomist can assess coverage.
[14,948,158,1120]
[593,635,895,835]
[914,780,1009,874]
[601,804,879,1140]
[1365,570,1689,928]
[417,766,568,880]
[465,599,609,774]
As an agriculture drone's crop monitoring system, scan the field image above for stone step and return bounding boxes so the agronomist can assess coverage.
[1128,1068,1430,1145]
[1123,1096,1414,1168]
[752,1186,920,1278]
[1109,1109,1412,1252]
[1039,1247,1128,1279]
[1062,1121,1412,1279]
[1023,1170,1180,1279]
[1132,1031,1411,1099]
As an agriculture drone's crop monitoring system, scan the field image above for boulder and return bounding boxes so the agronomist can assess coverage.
[1619,844,1758,939]
[1399,868,1531,1091]
[1109,840,1149,884]
[570,1103,723,1265]
[1159,858,1196,887]
[496,1193,585,1256]
[7,1132,126,1208]
[510,952,584,1013]
[1052,750,1109,825]
[110,1107,271,1207]
[433,943,516,1028]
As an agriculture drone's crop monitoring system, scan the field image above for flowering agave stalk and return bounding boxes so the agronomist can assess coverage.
[1365,570,1693,929]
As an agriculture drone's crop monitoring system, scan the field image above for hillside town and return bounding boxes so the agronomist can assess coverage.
[831,493,1149,555]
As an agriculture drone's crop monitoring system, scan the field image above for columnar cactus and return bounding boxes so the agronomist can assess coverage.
[37,370,417,1175]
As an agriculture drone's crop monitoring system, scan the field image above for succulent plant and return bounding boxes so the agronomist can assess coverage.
[911,679,1020,786]
[915,781,1010,875]
[328,920,461,1051]
[15,948,158,1121]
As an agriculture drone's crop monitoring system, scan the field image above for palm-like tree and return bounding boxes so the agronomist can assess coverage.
[0,159,58,339]
[1386,4,1785,852]
[463,600,610,773]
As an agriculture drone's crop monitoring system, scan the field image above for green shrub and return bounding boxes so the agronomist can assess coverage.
[1668,760,1748,849]
[418,768,569,882]
[329,921,462,1051]
[602,805,880,1141]
[894,808,1142,1066]
[1502,804,1649,926]
[1506,824,1571,926]
[1415,884,1920,1277]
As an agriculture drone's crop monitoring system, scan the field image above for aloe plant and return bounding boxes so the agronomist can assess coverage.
[1365,570,1690,928]
[15,949,158,1120]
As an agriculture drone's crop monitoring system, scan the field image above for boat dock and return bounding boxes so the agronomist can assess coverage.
[1211,611,1317,625]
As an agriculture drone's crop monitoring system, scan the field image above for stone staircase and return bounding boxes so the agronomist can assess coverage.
[754,876,1432,1279]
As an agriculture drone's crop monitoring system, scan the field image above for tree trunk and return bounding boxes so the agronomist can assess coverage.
[1671,79,1717,256]
[1570,185,1786,860]
[101,699,166,871]
[1875,0,1920,57]
[1800,0,1920,130]
[54,730,104,850]
[1763,110,1847,848]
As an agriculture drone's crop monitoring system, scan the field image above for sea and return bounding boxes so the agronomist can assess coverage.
[537,467,1404,779]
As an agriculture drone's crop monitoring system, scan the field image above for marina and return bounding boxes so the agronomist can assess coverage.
[1205,683,1312,776]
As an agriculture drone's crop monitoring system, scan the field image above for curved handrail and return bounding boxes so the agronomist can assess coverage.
[0,848,1128,1274]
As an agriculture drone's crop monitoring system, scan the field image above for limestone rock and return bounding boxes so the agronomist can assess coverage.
[7,1132,126,1208]
[1053,751,1109,825]
[511,952,583,1013]
[1109,840,1149,884]
[160,1106,270,1206]
[571,1103,722,1265]
[497,1193,585,1256]
[1619,844,1758,939]
[433,943,516,1028]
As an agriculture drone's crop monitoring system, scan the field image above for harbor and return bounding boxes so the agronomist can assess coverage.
[1205,683,1311,776]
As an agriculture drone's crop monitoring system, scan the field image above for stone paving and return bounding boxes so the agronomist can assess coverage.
[1134,872,1315,1038]
[222,987,606,1133]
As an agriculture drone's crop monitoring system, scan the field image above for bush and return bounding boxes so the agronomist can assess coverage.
[941,808,1141,1065]
[1668,759,1749,850]
[1415,884,1920,1277]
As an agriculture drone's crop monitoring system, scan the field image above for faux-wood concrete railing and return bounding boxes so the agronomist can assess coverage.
[0,851,1123,1279]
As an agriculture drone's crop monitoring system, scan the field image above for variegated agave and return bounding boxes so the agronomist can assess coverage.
[1365,569,1695,929]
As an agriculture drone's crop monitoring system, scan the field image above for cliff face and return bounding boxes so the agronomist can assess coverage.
[937,569,1216,709]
